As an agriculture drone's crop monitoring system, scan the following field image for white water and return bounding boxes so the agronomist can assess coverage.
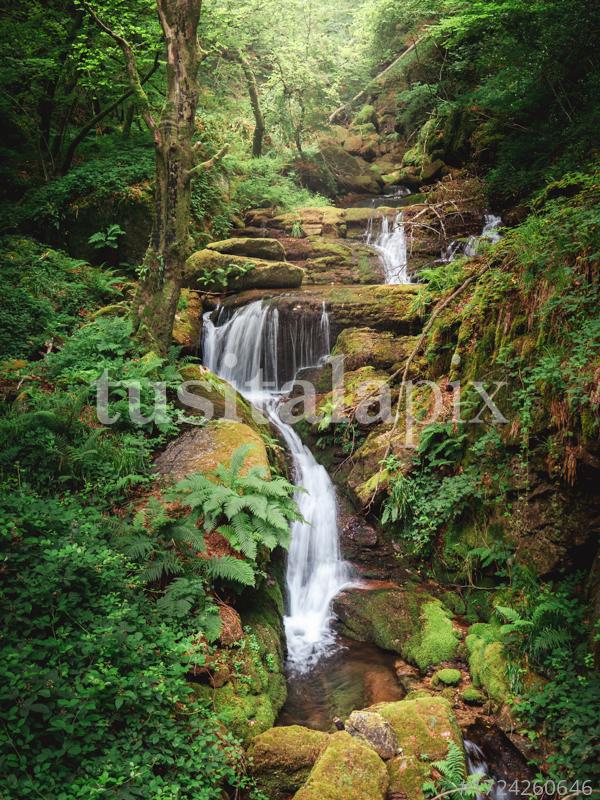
[366,211,411,284]
[465,740,510,800]
[202,301,351,673]
[443,214,503,262]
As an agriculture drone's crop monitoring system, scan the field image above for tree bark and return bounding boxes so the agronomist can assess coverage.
[84,0,226,353]
[238,54,265,158]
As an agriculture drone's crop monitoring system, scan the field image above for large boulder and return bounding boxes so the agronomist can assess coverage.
[154,419,269,483]
[370,696,463,800]
[333,588,459,670]
[185,249,304,291]
[248,726,329,800]
[344,710,400,760]
[206,236,286,260]
[294,731,388,800]
[319,144,382,195]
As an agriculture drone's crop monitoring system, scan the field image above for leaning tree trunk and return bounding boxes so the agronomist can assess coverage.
[85,0,226,353]
[238,54,265,158]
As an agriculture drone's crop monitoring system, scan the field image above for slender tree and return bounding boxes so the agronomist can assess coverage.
[84,0,226,352]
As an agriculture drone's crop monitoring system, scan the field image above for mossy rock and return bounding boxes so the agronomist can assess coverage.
[333,589,459,670]
[185,249,304,291]
[465,623,510,705]
[432,668,462,687]
[176,364,264,432]
[248,725,329,800]
[154,419,270,483]
[206,237,286,260]
[370,696,463,800]
[461,687,485,705]
[332,327,409,371]
[353,104,378,127]
[320,144,382,194]
[294,731,388,800]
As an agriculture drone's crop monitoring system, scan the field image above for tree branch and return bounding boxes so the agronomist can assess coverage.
[186,144,229,180]
[81,1,160,141]
[60,50,160,174]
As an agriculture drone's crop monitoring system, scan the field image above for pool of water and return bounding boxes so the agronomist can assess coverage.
[277,636,404,730]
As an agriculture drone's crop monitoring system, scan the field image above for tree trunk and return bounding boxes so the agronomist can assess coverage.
[132,0,202,353]
[238,54,265,158]
[84,0,230,354]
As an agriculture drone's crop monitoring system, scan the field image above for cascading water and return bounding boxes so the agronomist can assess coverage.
[465,740,510,800]
[365,211,410,284]
[202,300,351,673]
[443,214,503,262]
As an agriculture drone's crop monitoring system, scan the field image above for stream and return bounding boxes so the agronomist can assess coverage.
[202,208,526,795]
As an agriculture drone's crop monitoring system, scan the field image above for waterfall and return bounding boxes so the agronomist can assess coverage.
[443,214,503,262]
[465,740,509,800]
[366,211,410,285]
[203,300,351,673]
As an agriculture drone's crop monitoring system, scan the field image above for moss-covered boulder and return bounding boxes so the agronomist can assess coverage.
[461,687,485,705]
[344,710,400,760]
[333,588,459,670]
[154,419,269,483]
[465,623,510,705]
[333,328,418,371]
[185,249,304,290]
[432,668,462,687]
[248,725,329,800]
[319,144,382,195]
[206,236,286,260]
[294,731,388,800]
[370,696,463,800]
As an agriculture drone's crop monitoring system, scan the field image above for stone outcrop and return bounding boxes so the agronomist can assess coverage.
[206,236,286,260]
[344,710,400,760]
[333,587,460,670]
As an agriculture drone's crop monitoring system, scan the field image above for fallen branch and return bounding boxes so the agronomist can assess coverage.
[353,265,490,509]
[329,36,427,124]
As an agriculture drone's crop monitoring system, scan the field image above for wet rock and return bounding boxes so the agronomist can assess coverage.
[333,327,416,371]
[206,236,286,260]
[248,725,329,800]
[420,158,447,183]
[344,710,400,760]
[333,588,459,670]
[320,144,382,195]
[294,730,388,800]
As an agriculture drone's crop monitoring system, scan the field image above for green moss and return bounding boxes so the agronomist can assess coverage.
[461,687,485,705]
[294,731,388,800]
[403,601,460,670]
[248,725,329,800]
[433,668,462,686]
[465,623,510,705]
[370,696,463,800]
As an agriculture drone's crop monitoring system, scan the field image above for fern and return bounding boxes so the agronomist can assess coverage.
[206,556,255,587]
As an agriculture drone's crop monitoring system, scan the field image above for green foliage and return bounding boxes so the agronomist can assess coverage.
[0,489,254,799]
[88,223,125,250]
[0,237,122,359]
[424,741,492,800]
[494,577,600,781]
[197,259,256,292]
[227,155,330,213]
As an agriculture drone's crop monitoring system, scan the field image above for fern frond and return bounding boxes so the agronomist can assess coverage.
[206,555,255,587]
